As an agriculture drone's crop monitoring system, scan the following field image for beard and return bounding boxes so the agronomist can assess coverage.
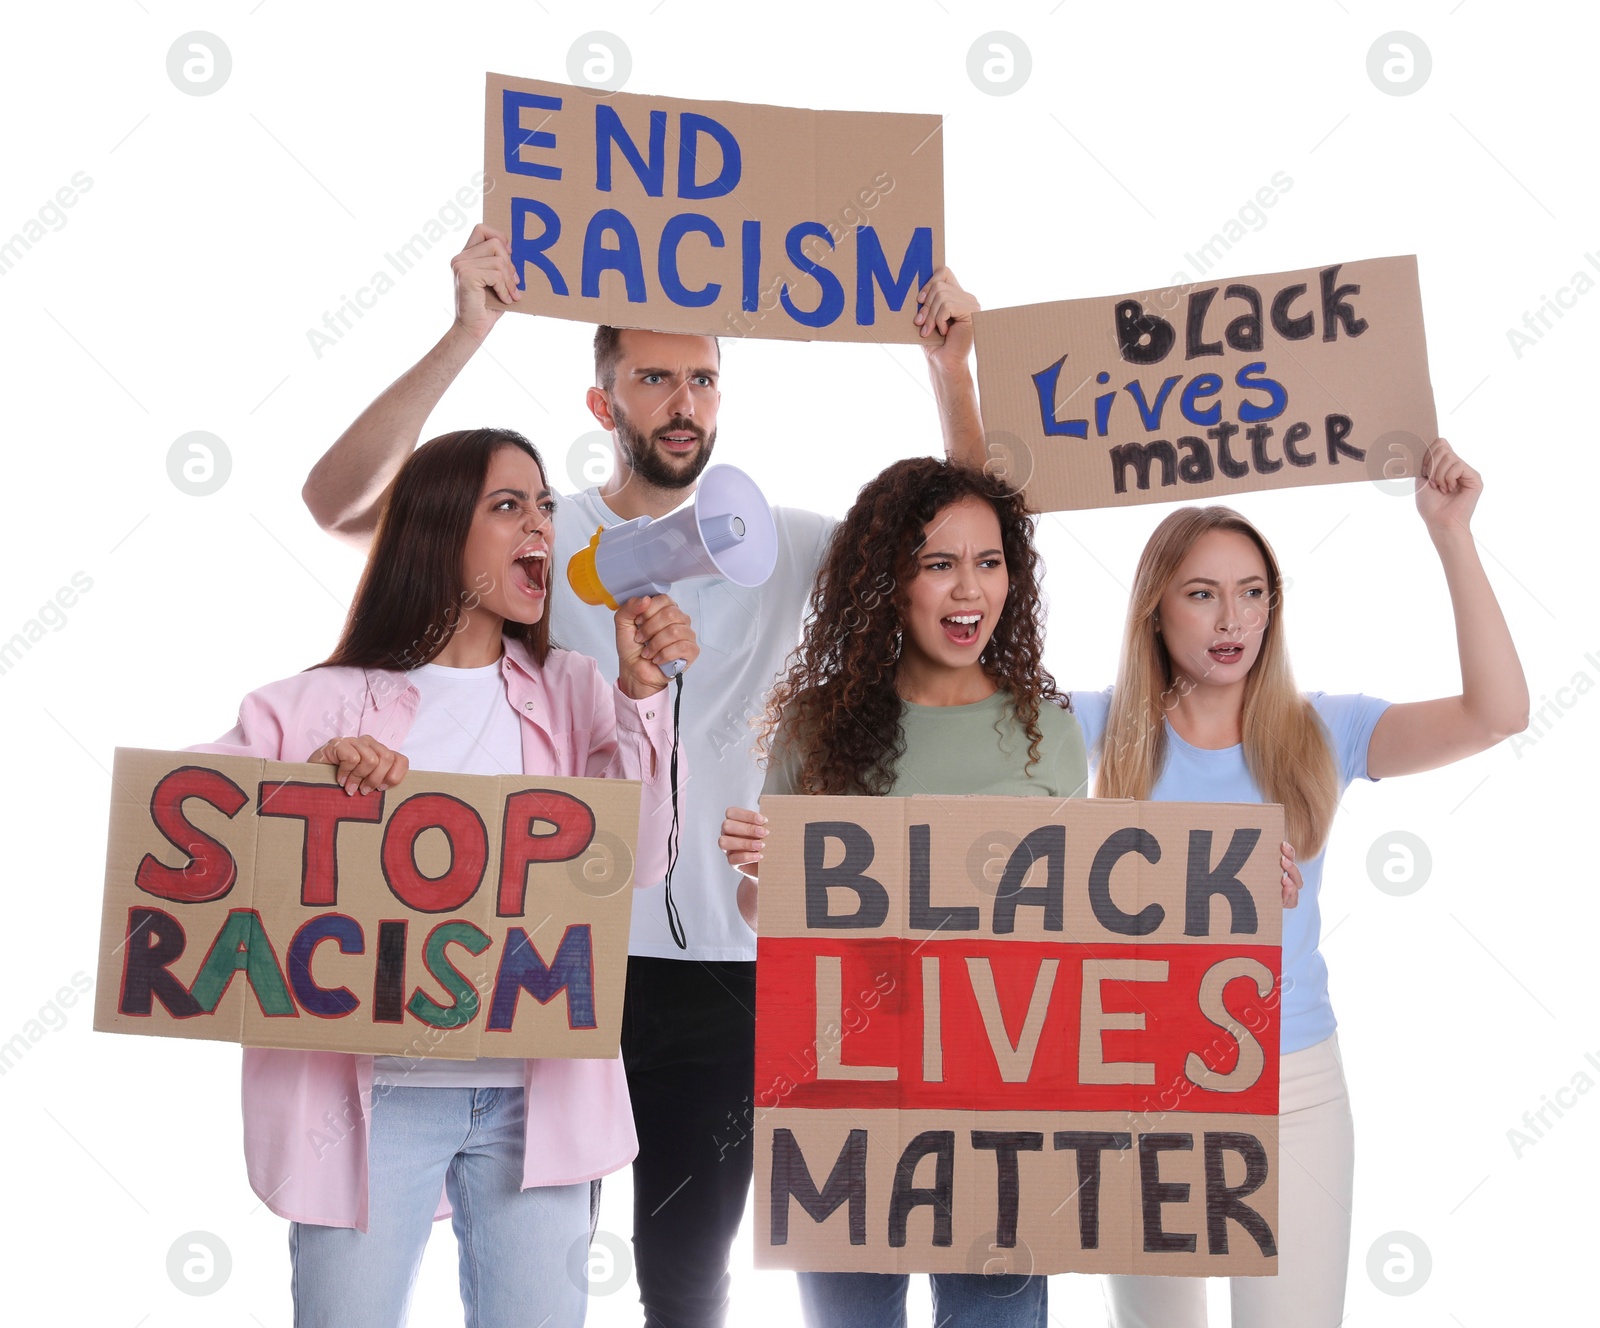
[612,402,715,490]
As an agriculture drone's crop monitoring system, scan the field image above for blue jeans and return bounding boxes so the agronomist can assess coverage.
[290,1086,590,1328]
[797,1271,1048,1328]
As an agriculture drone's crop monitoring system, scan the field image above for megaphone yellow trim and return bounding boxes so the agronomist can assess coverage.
[566,526,620,610]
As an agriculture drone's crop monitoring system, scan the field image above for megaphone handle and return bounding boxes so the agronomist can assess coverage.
[624,580,683,678]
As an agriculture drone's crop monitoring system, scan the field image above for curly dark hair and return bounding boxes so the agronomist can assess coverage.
[762,457,1062,794]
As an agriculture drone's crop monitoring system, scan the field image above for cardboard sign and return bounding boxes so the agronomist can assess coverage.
[93,749,641,1060]
[973,255,1437,511]
[483,73,943,342]
[753,795,1285,1277]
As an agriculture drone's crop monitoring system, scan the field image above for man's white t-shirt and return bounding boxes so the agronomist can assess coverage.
[553,485,835,961]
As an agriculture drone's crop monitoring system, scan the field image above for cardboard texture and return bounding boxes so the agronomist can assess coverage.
[483,73,943,342]
[94,749,641,1059]
[973,255,1437,512]
[753,795,1284,1277]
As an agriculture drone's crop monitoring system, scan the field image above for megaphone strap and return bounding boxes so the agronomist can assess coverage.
[663,671,688,951]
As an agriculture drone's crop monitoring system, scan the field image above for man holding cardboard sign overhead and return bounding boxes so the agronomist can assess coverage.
[302,220,982,1325]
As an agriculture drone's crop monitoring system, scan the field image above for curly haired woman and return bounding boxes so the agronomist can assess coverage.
[720,455,1078,1326]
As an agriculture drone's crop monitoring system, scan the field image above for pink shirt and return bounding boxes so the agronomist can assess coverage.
[191,639,678,1230]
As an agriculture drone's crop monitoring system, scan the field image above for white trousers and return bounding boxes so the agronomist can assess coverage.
[1104,1033,1355,1328]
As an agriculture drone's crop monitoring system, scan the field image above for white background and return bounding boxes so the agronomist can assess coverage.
[0,2,1590,1324]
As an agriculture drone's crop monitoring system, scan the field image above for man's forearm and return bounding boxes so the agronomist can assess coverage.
[932,358,985,470]
[303,322,486,546]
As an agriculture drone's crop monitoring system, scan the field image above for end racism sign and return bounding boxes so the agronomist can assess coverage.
[484,74,943,342]
[973,255,1437,512]
[94,750,640,1060]
[753,796,1285,1277]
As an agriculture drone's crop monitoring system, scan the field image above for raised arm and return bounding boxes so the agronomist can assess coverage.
[302,225,522,547]
[1366,438,1530,778]
[916,267,986,470]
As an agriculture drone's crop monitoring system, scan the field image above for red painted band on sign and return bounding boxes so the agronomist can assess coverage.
[755,937,1279,1116]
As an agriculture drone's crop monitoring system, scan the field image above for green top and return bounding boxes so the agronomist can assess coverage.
[762,690,1089,800]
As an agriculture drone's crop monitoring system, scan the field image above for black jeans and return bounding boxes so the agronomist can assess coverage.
[621,955,758,1328]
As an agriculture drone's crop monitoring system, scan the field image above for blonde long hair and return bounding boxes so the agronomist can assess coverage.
[1095,507,1339,858]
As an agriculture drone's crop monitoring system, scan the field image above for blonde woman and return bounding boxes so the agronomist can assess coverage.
[1073,438,1526,1327]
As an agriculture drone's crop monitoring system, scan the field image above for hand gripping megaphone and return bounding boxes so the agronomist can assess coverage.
[566,464,778,677]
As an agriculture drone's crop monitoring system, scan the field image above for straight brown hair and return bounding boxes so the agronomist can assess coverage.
[320,427,553,671]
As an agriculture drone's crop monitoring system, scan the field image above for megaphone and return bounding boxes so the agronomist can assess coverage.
[567,464,778,677]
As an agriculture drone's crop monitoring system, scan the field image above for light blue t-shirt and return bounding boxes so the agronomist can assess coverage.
[1069,688,1390,1054]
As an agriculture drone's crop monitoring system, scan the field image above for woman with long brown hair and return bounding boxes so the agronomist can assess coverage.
[191,426,697,1327]
[719,455,1083,1326]
[1078,438,1526,1327]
